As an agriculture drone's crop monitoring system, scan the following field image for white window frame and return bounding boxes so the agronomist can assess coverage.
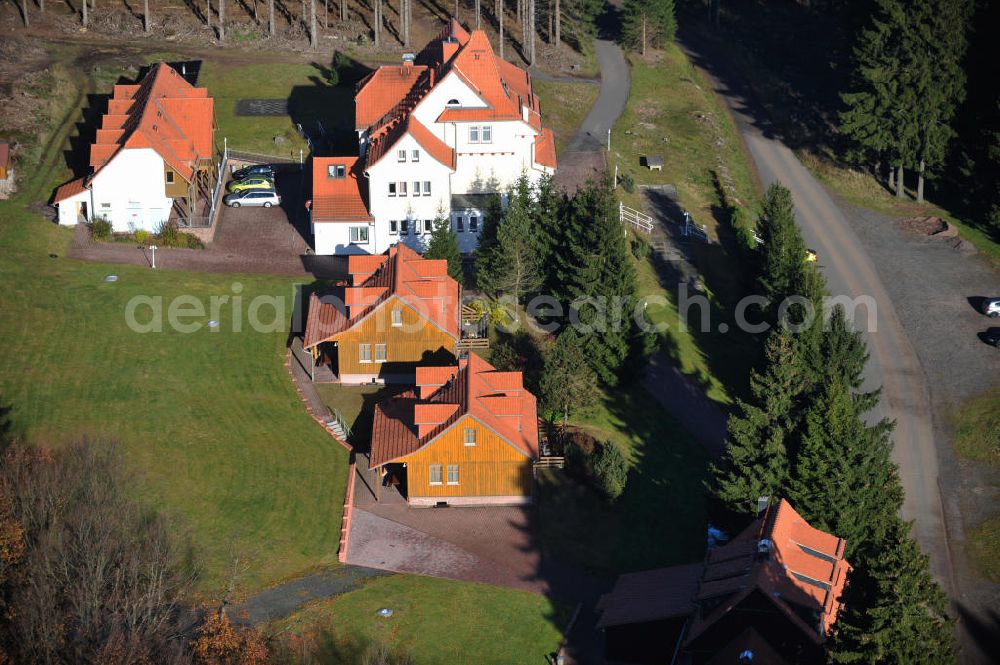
[399,181,408,197]
[481,125,492,143]
[391,307,403,326]
[165,171,174,184]
[389,219,399,235]
[469,126,480,144]
[328,164,345,178]
[423,181,431,196]
[424,219,434,234]
[397,149,407,162]
[463,428,476,446]
[358,343,372,363]
[429,464,443,485]
[388,182,397,197]
[455,215,465,233]
[469,215,479,232]
[411,149,420,162]
[349,226,369,244]
[400,219,410,235]
[413,180,421,197]
[446,464,459,485]
[374,343,387,363]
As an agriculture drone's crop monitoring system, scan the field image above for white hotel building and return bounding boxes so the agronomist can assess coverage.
[308,19,557,255]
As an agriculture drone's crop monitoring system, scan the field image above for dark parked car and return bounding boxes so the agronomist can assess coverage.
[231,163,275,181]
[982,328,1000,347]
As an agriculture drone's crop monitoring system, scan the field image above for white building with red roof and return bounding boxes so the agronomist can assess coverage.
[52,63,216,232]
[309,19,557,256]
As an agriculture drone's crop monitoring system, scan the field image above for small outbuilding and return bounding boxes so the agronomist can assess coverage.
[0,140,11,180]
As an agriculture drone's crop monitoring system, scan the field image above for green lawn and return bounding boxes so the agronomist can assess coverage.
[199,60,356,157]
[613,46,762,404]
[534,79,600,156]
[270,575,572,665]
[537,382,711,576]
[951,389,1000,580]
[314,383,406,446]
[0,46,351,595]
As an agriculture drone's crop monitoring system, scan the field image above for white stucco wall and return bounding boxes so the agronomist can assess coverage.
[56,188,90,226]
[313,220,384,255]
[411,73,486,139]
[85,148,173,232]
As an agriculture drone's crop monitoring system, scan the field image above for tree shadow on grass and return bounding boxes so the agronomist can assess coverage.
[288,54,371,156]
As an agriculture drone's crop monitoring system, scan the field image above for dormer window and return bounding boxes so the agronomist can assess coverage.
[327,164,345,178]
[446,99,461,107]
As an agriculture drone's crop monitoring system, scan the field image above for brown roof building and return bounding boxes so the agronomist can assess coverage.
[597,499,851,665]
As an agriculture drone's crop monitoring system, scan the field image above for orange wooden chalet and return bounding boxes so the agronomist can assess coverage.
[302,244,460,384]
[368,353,539,506]
[597,499,851,665]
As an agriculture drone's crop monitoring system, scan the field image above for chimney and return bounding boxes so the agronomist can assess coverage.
[402,53,415,69]
[756,495,770,516]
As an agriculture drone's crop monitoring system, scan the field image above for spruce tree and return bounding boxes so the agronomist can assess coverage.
[424,217,463,281]
[474,181,544,301]
[711,328,805,515]
[552,179,638,385]
[755,182,809,323]
[532,174,565,292]
[621,0,677,54]
[828,519,955,665]
[786,375,901,553]
[540,330,600,428]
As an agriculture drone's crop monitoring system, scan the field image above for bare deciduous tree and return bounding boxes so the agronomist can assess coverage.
[219,0,226,41]
[310,0,317,48]
[82,0,88,27]
[0,441,193,664]
[373,0,382,47]
[144,0,150,33]
[20,0,28,27]
[554,0,559,44]
[268,0,274,34]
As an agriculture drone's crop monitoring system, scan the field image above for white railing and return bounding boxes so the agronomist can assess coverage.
[204,142,229,226]
[620,201,654,234]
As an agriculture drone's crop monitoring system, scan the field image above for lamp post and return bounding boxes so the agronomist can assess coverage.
[149,244,158,269]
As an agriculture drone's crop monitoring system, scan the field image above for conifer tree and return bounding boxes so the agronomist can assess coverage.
[621,0,677,54]
[786,375,901,553]
[540,330,600,428]
[531,174,564,291]
[755,182,809,323]
[711,328,806,515]
[828,520,955,665]
[552,179,638,384]
[475,179,544,301]
[424,217,463,281]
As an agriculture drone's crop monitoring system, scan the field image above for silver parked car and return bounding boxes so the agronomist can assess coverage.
[223,189,281,208]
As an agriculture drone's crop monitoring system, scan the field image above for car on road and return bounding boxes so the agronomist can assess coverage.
[223,189,281,208]
[979,297,1000,318]
[981,328,1000,347]
[228,176,275,193]
[231,164,275,181]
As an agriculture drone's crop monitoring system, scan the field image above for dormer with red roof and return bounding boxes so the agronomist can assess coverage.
[53,63,216,231]
[596,499,851,665]
[309,19,556,257]
[368,352,539,506]
[303,244,461,384]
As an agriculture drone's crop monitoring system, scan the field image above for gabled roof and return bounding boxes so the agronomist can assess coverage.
[534,128,557,169]
[309,156,373,222]
[90,63,213,182]
[595,563,702,629]
[369,352,539,468]
[52,177,88,203]
[303,244,460,349]
[355,64,431,131]
[686,499,851,645]
[365,113,455,170]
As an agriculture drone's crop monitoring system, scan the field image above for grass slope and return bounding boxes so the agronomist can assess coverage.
[534,79,600,156]
[0,50,350,595]
[271,575,571,665]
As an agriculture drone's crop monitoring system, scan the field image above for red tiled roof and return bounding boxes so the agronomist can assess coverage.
[355,64,431,130]
[52,177,88,203]
[88,63,214,182]
[369,352,539,468]
[310,156,373,222]
[596,563,703,628]
[365,114,455,170]
[303,244,460,350]
[534,127,557,169]
[302,293,350,349]
[705,627,791,665]
[686,499,851,645]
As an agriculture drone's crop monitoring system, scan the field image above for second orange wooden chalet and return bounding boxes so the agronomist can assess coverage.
[369,353,540,506]
[303,244,460,384]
